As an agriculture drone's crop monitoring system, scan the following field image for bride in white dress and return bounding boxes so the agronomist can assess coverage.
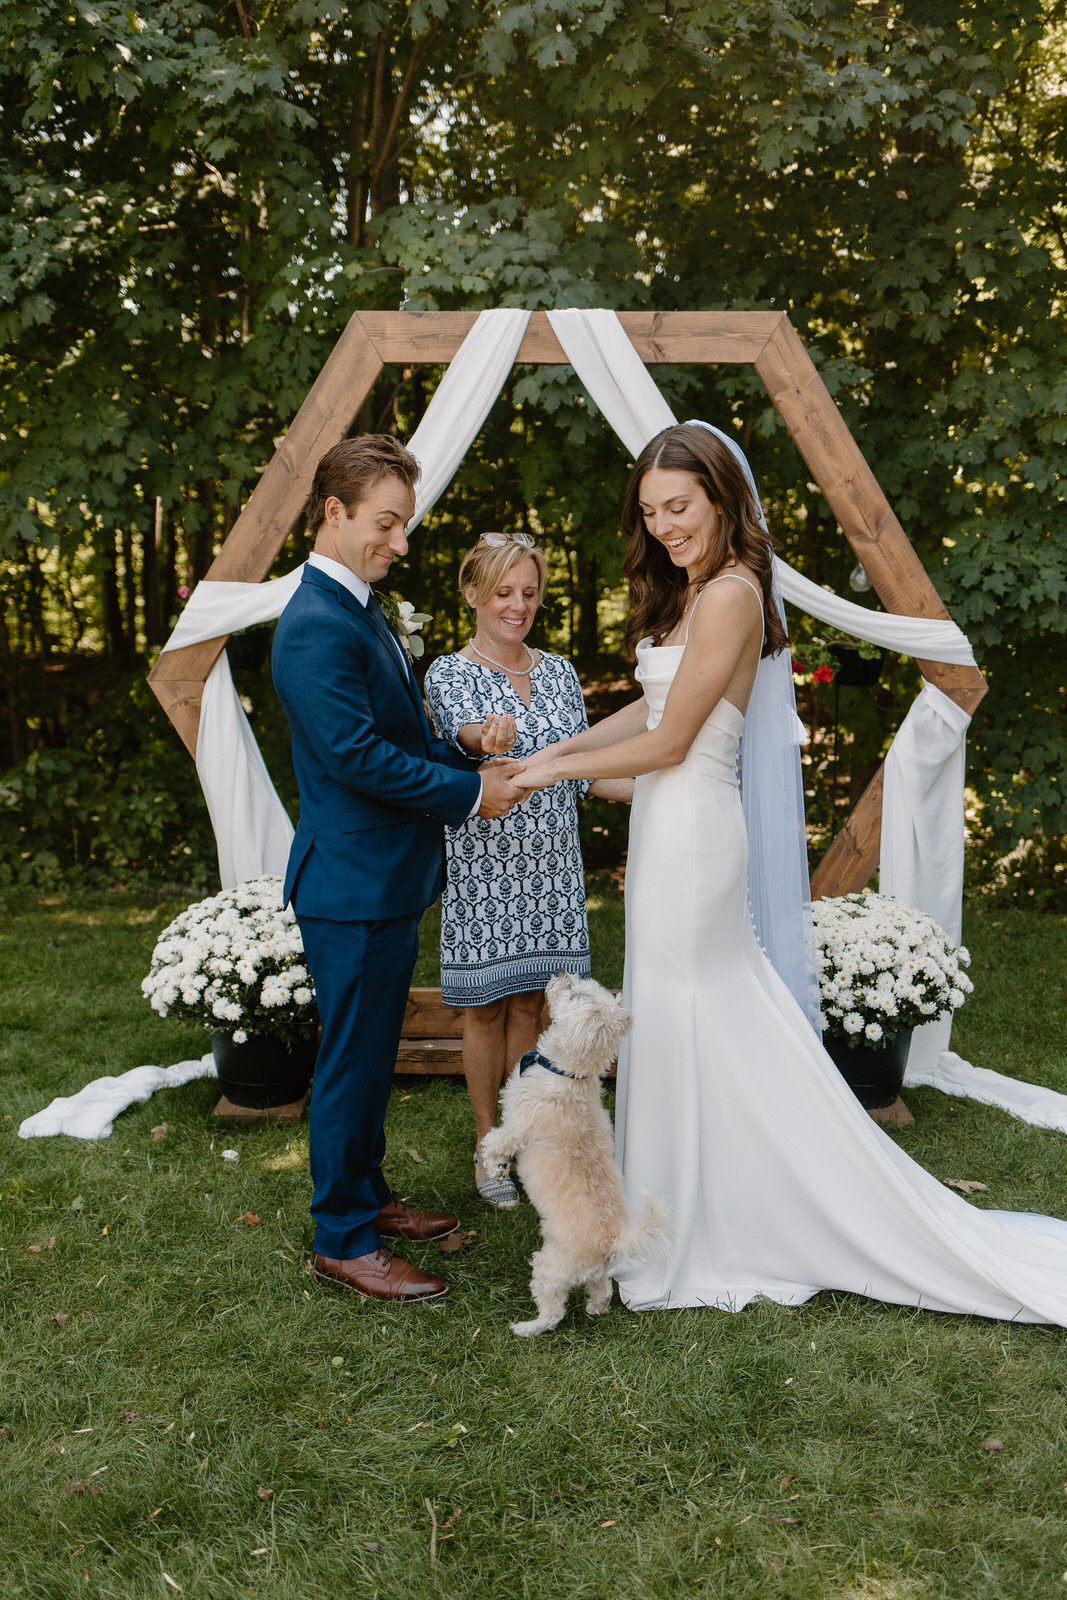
[516,421,1067,1325]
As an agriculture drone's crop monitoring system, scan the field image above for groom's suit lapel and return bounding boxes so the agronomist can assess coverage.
[363,593,428,723]
[303,566,427,727]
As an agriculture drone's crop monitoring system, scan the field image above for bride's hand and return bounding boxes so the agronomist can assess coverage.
[511,751,562,792]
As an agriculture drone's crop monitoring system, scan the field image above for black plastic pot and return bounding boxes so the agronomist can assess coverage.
[824,1027,913,1111]
[830,643,884,688]
[211,1031,316,1109]
[226,626,271,672]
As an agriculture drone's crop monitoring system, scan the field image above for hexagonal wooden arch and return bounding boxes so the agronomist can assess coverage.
[147,309,986,898]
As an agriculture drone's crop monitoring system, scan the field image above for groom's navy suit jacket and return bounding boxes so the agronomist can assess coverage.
[271,562,480,1260]
[273,563,479,920]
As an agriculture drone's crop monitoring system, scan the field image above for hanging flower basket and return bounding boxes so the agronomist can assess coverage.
[812,892,973,1110]
[829,643,885,688]
[225,626,271,672]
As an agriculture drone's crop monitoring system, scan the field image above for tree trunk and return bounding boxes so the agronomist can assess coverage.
[346,29,422,248]
[101,534,130,667]
[142,498,164,648]
[189,479,217,584]
[0,591,26,765]
[122,523,139,659]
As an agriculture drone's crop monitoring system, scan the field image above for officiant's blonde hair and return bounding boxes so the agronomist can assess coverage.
[459,535,548,610]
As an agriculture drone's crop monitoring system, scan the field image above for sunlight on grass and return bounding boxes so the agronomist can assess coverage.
[261,1144,308,1172]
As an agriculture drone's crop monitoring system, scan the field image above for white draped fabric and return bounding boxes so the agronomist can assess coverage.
[879,682,974,1090]
[26,306,1061,1141]
[20,1056,216,1141]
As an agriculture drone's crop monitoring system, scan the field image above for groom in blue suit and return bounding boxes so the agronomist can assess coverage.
[273,435,521,1302]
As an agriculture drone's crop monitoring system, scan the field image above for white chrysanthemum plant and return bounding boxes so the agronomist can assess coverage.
[142,876,317,1047]
[812,892,973,1049]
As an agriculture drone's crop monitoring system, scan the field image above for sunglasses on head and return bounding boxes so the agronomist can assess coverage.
[479,531,535,548]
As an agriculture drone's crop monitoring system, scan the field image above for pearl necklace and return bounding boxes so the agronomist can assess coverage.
[469,637,537,676]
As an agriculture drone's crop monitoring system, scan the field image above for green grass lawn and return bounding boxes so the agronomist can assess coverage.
[2,887,1067,1599]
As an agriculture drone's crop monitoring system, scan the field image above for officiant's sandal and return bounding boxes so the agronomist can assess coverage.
[311,1247,449,1302]
[474,1153,519,1210]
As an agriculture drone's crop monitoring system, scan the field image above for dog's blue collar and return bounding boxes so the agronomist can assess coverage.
[518,1049,577,1080]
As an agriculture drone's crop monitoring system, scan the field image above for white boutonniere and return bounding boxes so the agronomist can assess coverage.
[379,594,432,658]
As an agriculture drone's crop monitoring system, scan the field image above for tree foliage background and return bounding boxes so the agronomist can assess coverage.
[1,0,1064,899]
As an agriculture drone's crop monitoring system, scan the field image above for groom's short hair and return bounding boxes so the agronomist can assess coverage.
[306,435,419,534]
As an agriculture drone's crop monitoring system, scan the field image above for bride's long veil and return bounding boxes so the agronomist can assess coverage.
[686,422,822,1035]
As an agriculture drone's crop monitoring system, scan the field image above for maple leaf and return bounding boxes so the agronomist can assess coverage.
[241,1213,262,1226]
[50,1312,70,1328]
[256,1486,274,1500]
[945,1179,989,1194]
[982,1437,1005,1452]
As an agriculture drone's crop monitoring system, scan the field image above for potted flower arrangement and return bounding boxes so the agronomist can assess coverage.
[812,891,973,1110]
[142,875,318,1109]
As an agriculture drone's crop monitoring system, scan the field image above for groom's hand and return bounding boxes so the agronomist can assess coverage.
[477,758,526,818]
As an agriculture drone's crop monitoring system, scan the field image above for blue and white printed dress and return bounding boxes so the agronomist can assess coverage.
[424,651,593,1007]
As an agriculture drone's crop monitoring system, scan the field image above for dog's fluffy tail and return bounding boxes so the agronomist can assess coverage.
[608,1189,672,1273]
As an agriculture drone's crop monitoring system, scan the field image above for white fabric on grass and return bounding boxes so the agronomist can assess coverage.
[19,1055,216,1141]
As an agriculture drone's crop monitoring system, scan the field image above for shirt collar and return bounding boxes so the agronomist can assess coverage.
[308,551,370,608]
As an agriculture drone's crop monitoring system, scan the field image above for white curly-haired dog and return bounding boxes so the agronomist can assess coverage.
[479,970,671,1336]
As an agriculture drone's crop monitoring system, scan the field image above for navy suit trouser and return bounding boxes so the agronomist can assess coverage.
[296,911,421,1261]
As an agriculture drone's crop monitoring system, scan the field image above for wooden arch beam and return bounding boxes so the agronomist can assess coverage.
[147,309,986,897]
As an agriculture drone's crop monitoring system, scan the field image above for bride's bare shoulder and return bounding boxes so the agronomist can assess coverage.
[696,565,763,615]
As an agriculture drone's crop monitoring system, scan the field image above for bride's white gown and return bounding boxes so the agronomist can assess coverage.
[614,631,1067,1323]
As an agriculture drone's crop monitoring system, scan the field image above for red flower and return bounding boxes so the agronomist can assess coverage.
[812,663,834,685]
[791,658,804,676]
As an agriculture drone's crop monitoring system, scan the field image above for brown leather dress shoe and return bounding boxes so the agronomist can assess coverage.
[375,1194,460,1242]
[311,1247,449,1302]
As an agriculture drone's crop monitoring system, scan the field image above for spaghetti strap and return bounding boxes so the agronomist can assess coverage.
[682,572,765,645]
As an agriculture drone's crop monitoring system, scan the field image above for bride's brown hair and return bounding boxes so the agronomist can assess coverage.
[621,424,788,661]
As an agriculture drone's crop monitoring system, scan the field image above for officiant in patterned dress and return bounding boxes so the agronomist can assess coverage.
[425,533,633,1208]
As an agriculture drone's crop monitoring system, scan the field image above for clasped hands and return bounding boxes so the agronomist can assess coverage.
[473,713,560,818]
